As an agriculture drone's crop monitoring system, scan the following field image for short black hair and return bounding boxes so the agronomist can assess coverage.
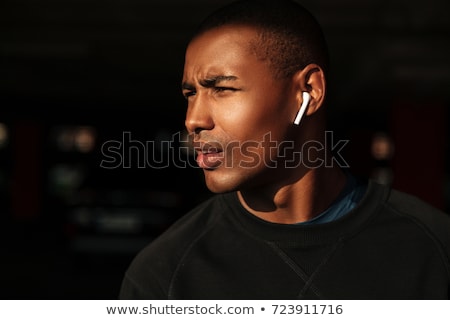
[192,0,330,79]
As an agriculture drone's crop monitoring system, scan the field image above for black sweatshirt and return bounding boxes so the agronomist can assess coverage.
[120,181,450,299]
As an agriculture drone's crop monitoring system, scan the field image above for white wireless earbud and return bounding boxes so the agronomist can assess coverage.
[293,92,311,125]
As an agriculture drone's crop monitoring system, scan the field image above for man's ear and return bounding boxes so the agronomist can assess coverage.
[292,63,326,116]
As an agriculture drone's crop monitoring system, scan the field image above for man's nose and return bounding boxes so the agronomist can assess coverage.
[185,94,214,134]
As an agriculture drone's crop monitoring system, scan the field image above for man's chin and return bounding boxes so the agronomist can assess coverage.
[205,183,238,194]
[203,173,241,194]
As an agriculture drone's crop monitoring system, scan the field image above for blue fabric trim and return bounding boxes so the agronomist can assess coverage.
[299,173,367,225]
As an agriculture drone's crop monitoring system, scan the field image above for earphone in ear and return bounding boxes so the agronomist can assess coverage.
[293,91,311,125]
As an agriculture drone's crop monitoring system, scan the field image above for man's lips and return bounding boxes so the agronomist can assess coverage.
[194,142,224,169]
[196,151,224,169]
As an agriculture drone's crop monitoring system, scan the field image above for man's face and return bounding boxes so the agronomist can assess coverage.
[182,25,298,193]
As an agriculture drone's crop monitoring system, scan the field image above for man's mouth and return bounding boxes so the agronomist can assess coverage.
[194,143,224,169]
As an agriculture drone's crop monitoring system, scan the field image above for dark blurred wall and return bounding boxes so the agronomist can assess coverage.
[0,0,449,298]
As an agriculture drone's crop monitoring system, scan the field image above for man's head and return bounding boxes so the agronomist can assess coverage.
[193,0,329,79]
[182,0,330,193]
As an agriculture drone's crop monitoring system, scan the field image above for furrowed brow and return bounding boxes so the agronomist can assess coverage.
[199,75,238,88]
[181,82,195,91]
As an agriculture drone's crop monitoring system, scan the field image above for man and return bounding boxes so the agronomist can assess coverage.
[120,0,450,299]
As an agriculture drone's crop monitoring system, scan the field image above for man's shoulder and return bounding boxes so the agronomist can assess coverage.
[386,187,449,223]
[382,185,450,249]
[169,194,228,234]
[126,192,233,271]
[120,193,234,298]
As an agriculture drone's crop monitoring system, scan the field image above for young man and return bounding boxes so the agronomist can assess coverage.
[120,0,450,299]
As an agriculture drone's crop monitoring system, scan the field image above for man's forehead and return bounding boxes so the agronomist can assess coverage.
[187,24,259,53]
[184,27,260,67]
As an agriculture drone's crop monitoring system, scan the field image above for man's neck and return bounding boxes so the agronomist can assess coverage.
[237,167,347,224]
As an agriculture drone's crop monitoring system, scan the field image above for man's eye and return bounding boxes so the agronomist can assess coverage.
[213,87,236,93]
[183,91,196,99]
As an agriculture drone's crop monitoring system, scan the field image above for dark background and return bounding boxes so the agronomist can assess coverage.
[0,0,449,299]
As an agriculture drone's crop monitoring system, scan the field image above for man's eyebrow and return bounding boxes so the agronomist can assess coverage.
[181,75,238,92]
[199,75,238,88]
[181,82,195,91]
